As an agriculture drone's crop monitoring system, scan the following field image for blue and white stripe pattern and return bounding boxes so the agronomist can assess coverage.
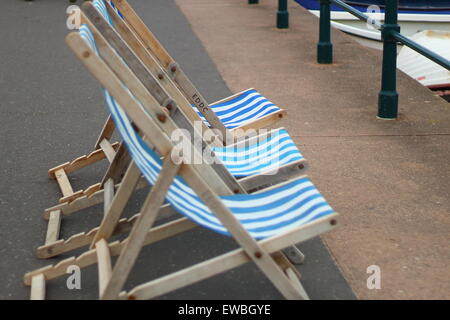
[96,0,284,130]
[78,26,336,239]
[194,89,282,129]
[212,130,303,177]
[79,16,304,178]
[92,0,113,25]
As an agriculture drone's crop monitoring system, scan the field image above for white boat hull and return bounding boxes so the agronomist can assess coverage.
[397,30,450,89]
[310,10,450,40]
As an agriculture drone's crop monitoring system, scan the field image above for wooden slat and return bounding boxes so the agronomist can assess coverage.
[48,141,120,178]
[96,239,112,297]
[90,161,142,247]
[99,138,117,163]
[103,178,114,217]
[45,210,62,245]
[94,115,116,149]
[239,160,308,192]
[58,190,84,204]
[122,214,337,300]
[25,214,337,287]
[25,216,198,285]
[30,274,45,300]
[285,268,309,300]
[36,203,179,259]
[44,176,148,218]
[100,143,131,186]
[101,157,180,299]
[54,169,74,198]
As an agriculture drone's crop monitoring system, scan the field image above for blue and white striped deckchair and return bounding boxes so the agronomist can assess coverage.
[95,0,287,135]
[105,88,336,240]
[83,20,338,298]
[24,25,338,300]
[35,23,308,265]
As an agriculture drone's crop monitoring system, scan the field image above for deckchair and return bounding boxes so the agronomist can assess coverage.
[37,17,307,264]
[49,0,287,205]
[24,26,338,299]
[37,1,308,259]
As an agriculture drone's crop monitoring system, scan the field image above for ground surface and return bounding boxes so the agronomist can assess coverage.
[0,0,355,299]
[176,0,450,299]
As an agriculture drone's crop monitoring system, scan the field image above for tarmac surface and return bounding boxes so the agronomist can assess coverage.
[177,0,450,299]
[0,0,355,299]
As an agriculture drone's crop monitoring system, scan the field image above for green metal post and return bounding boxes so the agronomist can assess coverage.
[277,0,289,29]
[317,0,333,64]
[378,0,400,119]
[248,0,259,4]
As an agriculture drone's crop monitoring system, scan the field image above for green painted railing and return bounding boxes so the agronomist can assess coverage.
[317,0,450,119]
[249,0,289,29]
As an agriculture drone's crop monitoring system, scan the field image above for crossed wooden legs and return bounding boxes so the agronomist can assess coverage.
[27,155,312,299]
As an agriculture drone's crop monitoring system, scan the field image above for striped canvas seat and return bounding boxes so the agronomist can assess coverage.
[80,25,336,240]
[212,130,303,177]
[96,0,284,130]
[193,89,282,129]
[80,23,304,178]
[105,88,335,240]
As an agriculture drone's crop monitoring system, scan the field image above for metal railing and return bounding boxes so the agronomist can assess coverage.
[250,1,450,119]
[318,0,450,119]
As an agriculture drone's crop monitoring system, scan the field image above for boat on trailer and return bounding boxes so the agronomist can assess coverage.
[295,0,450,40]
[295,1,450,99]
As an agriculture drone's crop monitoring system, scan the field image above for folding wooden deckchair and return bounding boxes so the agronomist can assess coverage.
[37,1,308,260]
[49,0,287,205]
[37,18,307,263]
[24,27,339,299]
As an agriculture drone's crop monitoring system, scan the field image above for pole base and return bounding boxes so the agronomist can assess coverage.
[378,91,398,119]
[317,42,333,64]
[277,11,289,29]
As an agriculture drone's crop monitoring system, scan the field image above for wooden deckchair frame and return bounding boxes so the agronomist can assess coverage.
[48,0,286,206]
[25,30,338,299]
[38,2,305,261]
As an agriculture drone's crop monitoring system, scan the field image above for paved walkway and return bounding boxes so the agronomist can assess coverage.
[177,0,450,299]
[0,0,354,299]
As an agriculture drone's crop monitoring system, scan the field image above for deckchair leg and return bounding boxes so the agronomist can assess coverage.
[103,178,115,217]
[96,239,113,297]
[94,115,116,149]
[30,274,45,300]
[101,143,131,185]
[101,157,180,300]
[45,210,62,245]
[285,268,309,300]
[283,245,306,265]
[272,251,309,300]
[90,161,142,247]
